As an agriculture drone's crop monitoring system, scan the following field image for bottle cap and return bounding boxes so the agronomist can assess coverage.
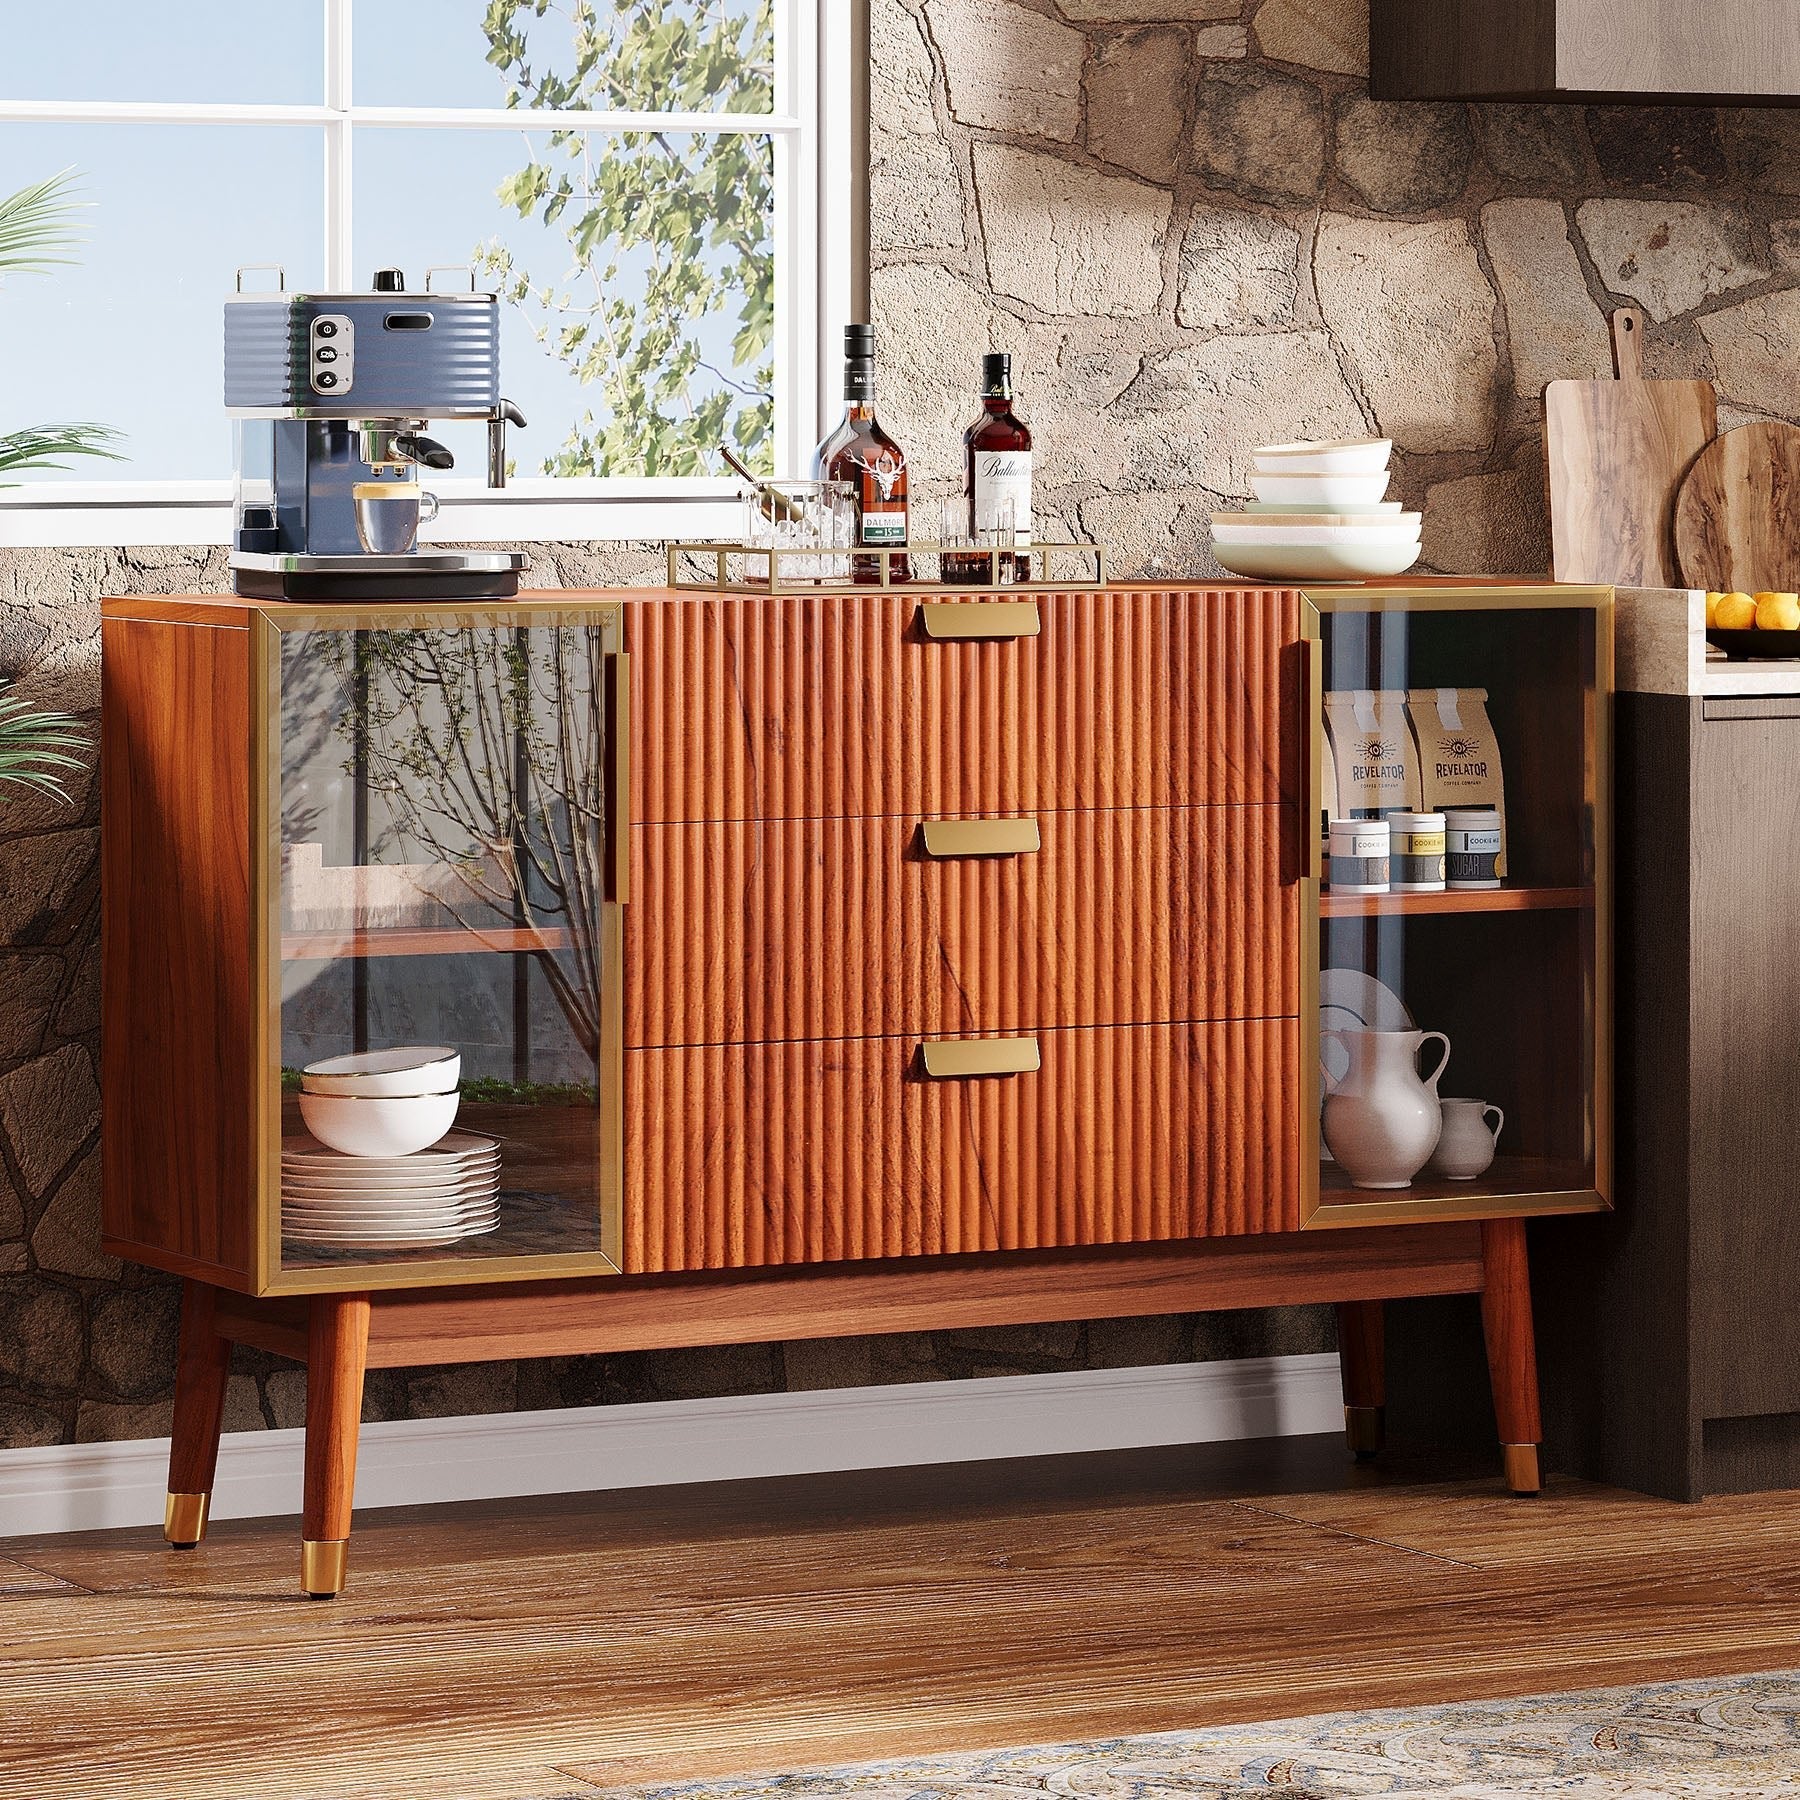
[844,323,874,356]
[982,351,1011,391]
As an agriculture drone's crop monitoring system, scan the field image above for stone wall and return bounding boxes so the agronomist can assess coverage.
[0,541,1328,1450]
[868,0,1800,580]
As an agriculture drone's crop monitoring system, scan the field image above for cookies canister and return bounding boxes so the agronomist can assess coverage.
[1387,809,1446,893]
[1445,806,1502,890]
[1326,817,1390,894]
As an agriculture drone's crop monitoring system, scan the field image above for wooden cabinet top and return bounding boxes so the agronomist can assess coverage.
[100,577,1608,626]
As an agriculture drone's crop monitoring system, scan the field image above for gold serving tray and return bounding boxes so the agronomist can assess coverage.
[667,541,1108,596]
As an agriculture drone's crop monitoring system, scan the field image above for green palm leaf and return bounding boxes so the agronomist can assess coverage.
[0,688,88,800]
[0,169,87,276]
[0,423,125,485]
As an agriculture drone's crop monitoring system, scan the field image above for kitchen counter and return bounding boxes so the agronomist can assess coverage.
[1616,585,1800,697]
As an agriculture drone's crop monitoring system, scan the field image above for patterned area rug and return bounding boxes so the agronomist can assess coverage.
[607,1671,1800,1798]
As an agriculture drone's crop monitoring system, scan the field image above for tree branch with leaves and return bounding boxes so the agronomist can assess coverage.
[474,0,775,476]
[317,624,613,1061]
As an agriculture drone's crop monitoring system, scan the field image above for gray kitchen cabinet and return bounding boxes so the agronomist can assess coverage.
[1537,632,1800,1498]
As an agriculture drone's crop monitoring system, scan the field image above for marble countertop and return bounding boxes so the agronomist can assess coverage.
[1615,586,1800,696]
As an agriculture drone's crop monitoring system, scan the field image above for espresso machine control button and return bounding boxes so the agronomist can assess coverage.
[309,313,354,396]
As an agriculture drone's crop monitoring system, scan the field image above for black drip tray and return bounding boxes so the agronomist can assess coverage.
[233,568,523,601]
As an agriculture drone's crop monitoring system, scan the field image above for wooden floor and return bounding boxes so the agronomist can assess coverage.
[3,1435,1800,1800]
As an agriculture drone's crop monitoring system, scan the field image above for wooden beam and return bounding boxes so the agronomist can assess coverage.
[214,1227,1484,1369]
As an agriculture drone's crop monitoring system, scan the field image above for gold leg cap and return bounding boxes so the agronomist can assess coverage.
[301,1539,349,1598]
[1345,1404,1386,1458]
[1503,1443,1541,1496]
[164,1492,210,1548]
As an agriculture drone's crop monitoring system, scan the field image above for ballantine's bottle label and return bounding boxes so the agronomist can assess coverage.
[974,449,1032,544]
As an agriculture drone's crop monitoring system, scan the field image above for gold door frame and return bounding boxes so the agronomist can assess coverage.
[249,603,626,1294]
[1297,583,1614,1229]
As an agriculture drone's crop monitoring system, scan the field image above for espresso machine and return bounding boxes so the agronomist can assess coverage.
[225,265,530,599]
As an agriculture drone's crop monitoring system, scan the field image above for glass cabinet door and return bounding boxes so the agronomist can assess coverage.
[1309,589,1609,1223]
[268,606,624,1284]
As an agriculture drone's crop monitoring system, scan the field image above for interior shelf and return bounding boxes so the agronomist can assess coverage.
[277,1097,602,1271]
[1320,885,1593,919]
[281,925,573,961]
[1318,1152,1593,1208]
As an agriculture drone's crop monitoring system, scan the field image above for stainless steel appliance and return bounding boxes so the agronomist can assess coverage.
[226,265,529,599]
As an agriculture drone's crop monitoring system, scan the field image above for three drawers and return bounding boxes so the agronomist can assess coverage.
[619,584,1305,1274]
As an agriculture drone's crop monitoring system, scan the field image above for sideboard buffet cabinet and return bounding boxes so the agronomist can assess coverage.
[99,579,1611,1595]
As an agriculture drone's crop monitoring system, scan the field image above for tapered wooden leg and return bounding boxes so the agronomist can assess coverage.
[1480,1218,1543,1496]
[1335,1300,1385,1459]
[301,1293,371,1599]
[164,1281,232,1548]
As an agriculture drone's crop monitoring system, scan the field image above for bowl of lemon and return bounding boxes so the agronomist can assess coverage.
[1706,590,1800,658]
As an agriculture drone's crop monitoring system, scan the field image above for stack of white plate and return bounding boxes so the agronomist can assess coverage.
[1212,439,1422,579]
[282,1130,502,1248]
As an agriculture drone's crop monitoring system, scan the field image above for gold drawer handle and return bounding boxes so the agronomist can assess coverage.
[920,1037,1041,1079]
[920,817,1040,858]
[917,601,1040,640]
[608,651,631,904]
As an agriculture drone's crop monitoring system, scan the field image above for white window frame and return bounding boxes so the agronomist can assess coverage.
[0,0,858,548]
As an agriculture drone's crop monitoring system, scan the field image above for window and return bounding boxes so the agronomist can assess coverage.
[0,0,857,544]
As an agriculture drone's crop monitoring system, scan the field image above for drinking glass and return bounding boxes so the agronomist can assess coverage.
[938,494,986,585]
[353,482,439,555]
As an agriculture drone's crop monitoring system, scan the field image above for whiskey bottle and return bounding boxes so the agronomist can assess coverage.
[813,323,910,584]
[965,351,1032,584]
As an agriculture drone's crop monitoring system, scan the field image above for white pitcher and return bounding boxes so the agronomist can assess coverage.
[1321,1027,1451,1190]
[1428,1098,1504,1180]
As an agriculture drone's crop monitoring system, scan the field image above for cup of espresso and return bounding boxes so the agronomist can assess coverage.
[352,481,440,555]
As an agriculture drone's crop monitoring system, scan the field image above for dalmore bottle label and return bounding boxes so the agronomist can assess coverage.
[852,447,908,545]
[974,449,1032,544]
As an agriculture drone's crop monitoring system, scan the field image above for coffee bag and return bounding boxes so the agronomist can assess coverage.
[1322,689,1423,816]
[1406,687,1507,876]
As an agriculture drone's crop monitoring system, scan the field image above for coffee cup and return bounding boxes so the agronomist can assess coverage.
[1427,1097,1504,1180]
[352,481,440,555]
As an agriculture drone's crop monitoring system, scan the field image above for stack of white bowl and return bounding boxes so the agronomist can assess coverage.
[1211,439,1421,580]
[286,1047,500,1249]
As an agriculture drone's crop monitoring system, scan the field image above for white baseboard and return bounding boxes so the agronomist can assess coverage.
[0,1352,1342,1540]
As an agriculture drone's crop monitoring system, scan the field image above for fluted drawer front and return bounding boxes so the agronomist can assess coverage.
[626,586,1299,824]
[625,804,1299,1049]
[622,1018,1302,1273]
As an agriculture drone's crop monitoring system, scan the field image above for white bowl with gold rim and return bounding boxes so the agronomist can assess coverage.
[1211,538,1422,581]
[301,1045,460,1098]
[297,1089,460,1158]
[1253,438,1392,475]
[1252,470,1391,507]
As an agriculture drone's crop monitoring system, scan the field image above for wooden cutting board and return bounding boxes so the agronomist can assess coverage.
[1544,308,1716,586]
[1674,421,1800,595]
